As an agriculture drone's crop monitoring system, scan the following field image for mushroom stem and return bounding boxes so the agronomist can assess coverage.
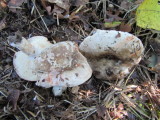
[52,86,67,96]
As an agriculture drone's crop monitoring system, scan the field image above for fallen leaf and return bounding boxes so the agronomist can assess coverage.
[109,103,127,119]
[52,5,66,18]
[117,103,124,111]
[96,105,107,118]
[71,86,80,94]
[45,6,52,15]
[0,0,7,8]
[119,23,132,32]
[8,0,26,12]
[47,0,70,10]
[7,89,20,111]
[136,0,160,30]
[60,106,76,119]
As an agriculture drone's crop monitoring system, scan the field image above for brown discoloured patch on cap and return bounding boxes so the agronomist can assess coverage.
[34,41,92,88]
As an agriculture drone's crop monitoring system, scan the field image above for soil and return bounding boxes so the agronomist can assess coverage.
[0,0,160,120]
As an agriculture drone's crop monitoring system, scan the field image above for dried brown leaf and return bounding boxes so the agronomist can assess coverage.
[8,0,26,12]
[47,0,70,10]
[115,111,124,119]
[46,6,52,15]
[53,5,66,18]
[61,106,76,120]
[71,86,80,94]
[119,23,132,32]
[117,103,124,111]
[7,89,20,111]
[96,105,107,118]
[0,0,7,8]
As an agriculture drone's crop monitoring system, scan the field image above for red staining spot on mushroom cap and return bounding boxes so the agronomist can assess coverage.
[45,74,54,84]
[125,36,135,41]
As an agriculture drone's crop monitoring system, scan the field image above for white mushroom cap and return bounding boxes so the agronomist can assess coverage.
[28,36,52,55]
[13,51,39,81]
[79,29,144,64]
[35,41,92,88]
[79,29,144,80]
[13,36,52,81]
[13,40,92,88]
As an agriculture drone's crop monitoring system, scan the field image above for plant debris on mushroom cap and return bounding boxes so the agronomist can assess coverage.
[79,29,144,80]
[13,38,92,88]
[11,36,52,56]
[35,41,92,88]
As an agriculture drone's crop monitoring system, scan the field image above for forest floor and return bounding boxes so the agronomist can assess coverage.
[0,0,160,120]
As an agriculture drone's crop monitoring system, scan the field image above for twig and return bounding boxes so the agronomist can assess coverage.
[125,67,136,85]
[30,15,44,23]
[123,5,139,18]
[56,14,59,26]
[103,0,106,20]
[0,91,7,97]
[18,107,29,120]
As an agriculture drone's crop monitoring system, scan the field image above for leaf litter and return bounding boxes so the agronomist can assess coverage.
[0,0,160,119]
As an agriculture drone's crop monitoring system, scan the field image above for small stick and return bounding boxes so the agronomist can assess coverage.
[103,0,106,20]
[56,14,59,26]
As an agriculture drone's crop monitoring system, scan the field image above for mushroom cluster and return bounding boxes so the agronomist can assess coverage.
[79,29,144,80]
[12,36,92,96]
[12,30,144,96]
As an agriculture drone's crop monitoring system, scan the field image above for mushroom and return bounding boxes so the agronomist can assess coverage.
[79,29,144,80]
[12,36,52,81]
[12,36,92,96]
